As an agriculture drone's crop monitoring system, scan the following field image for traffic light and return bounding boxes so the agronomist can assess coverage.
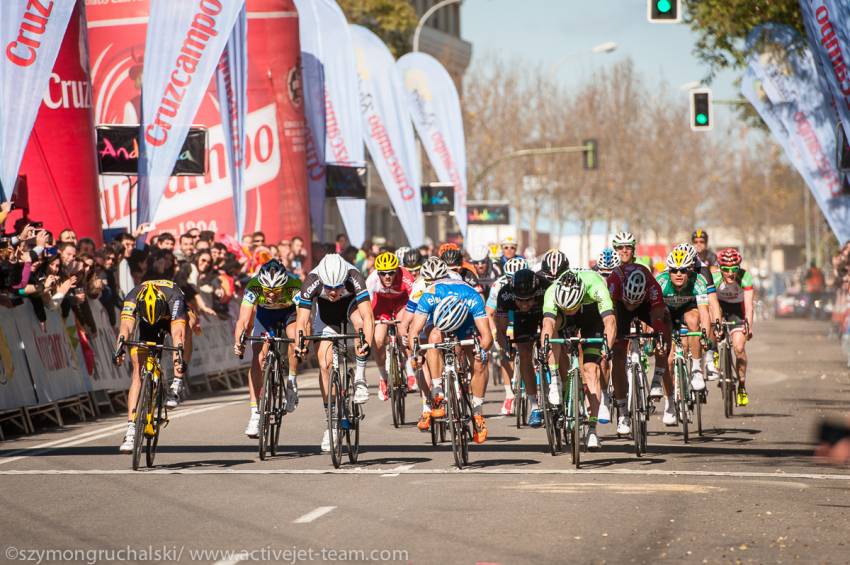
[583,139,598,170]
[647,0,681,23]
[690,89,712,132]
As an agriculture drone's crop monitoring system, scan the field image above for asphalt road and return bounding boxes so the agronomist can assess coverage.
[1,318,849,564]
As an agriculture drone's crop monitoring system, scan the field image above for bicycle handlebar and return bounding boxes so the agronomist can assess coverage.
[113,336,184,365]
[414,337,477,352]
[297,328,366,360]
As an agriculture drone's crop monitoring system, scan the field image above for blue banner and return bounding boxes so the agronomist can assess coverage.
[215,6,247,240]
[397,52,469,237]
[0,0,76,200]
[137,0,244,227]
[295,0,366,246]
[745,24,850,244]
[351,25,423,247]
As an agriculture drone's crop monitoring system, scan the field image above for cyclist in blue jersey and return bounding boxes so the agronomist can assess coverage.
[407,279,493,443]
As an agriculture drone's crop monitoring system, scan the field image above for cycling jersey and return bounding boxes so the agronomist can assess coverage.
[485,275,511,310]
[121,279,188,325]
[542,269,614,320]
[697,249,719,269]
[607,263,664,310]
[295,261,369,308]
[415,279,487,337]
[494,274,547,338]
[711,269,753,304]
[242,275,302,310]
[405,271,461,314]
[454,265,480,290]
[366,267,414,320]
[656,270,710,309]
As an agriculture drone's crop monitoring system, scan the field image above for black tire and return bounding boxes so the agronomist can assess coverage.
[695,389,704,437]
[258,358,275,460]
[271,372,284,456]
[389,344,402,428]
[636,365,648,455]
[570,369,582,468]
[676,358,689,444]
[345,368,360,464]
[446,371,465,469]
[629,362,642,457]
[146,379,164,468]
[132,372,152,471]
[327,370,344,468]
[724,346,735,418]
[430,413,438,446]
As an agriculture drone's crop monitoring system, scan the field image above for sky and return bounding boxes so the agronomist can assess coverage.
[460,0,741,133]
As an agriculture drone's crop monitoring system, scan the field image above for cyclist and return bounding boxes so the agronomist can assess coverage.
[541,269,617,450]
[366,252,414,401]
[407,279,493,443]
[675,242,722,382]
[537,249,570,284]
[500,236,522,267]
[607,262,672,430]
[494,268,548,427]
[233,259,302,438]
[401,247,423,275]
[692,229,719,274]
[440,245,480,290]
[713,248,754,406]
[595,247,621,278]
[485,256,528,415]
[399,257,458,430]
[469,245,499,300]
[294,254,374,451]
[612,231,637,266]
[656,247,711,423]
[115,259,187,453]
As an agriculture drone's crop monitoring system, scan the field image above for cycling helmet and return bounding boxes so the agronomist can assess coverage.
[433,295,470,333]
[257,259,289,289]
[666,248,694,270]
[553,271,585,311]
[622,268,648,304]
[420,257,449,282]
[718,247,742,267]
[597,247,621,271]
[394,246,410,262]
[503,257,528,276]
[691,228,709,242]
[673,243,698,267]
[316,253,349,287]
[137,282,169,325]
[512,269,539,300]
[612,231,636,248]
[468,245,489,263]
[438,242,460,257]
[402,248,422,271]
[540,249,569,280]
[501,235,518,247]
[440,247,463,268]
[374,251,399,271]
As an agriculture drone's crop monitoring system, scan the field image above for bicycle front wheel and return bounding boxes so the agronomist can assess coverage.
[389,345,403,428]
[569,369,582,468]
[628,363,642,457]
[132,372,153,471]
[345,368,360,464]
[146,378,165,468]
[675,358,690,444]
[539,366,558,456]
[327,370,344,468]
[446,372,466,469]
[258,358,276,460]
[723,346,735,418]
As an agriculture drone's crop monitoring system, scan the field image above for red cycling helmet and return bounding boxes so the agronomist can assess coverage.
[717,248,742,267]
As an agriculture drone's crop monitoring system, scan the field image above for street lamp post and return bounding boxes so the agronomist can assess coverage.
[413,0,464,53]
[547,41,618,75]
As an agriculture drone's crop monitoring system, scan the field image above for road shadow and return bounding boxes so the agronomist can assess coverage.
[154,458,254,470]
[467,458,540,469]
[736,413,792,418]
[349,456,431,467]
[578,456,666,468]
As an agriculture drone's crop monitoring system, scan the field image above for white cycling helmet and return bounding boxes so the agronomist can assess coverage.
[257,259,289,289]
[395,246,410,262]
[433,295,470,333]
[553,271,585,311]
[468,244,489,263]
[316,253,348,287]
[623,268,647,304]
[673,242,698,267]
[612,231,636,248]
[503,257,528,276]
[540,249,569,280]
[597,247,621,271]
[420,256,449,282]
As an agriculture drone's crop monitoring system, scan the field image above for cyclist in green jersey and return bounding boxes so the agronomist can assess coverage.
[541,269,617,450]
[233,259,302,438]
[713,248,754,406]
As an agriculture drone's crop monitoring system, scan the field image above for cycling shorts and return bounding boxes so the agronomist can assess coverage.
[252,306,297,337]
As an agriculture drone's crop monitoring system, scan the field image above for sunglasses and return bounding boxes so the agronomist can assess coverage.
[669,268,690,275]
[613,245,633,251]
[502,246,517,250]
[378,270,396,277]
[720,266,740,273]
[323,284,345,291]
[692,239,707,244]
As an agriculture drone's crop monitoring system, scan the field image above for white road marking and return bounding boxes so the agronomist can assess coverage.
[212,554,248,565]
[380,464,416,477]
[293,506,336,523]
[0,400,243,466]
[0,468,848,481]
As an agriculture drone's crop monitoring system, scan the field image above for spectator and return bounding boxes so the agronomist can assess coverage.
[176,233,195,263]
[156,232,176,251]
[211,242,227,270]
[290,236,307,274]
[336,233,349,253]
[58,229,77,245]
[251,231,266,250]
[78,237,96,257]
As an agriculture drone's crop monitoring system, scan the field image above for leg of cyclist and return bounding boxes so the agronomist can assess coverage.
[284,316,299,412]
[373,321,390,402]
[611,339,631,435]
[518,342,541,426]
[582,354,603,450]
[119,347,147,453]
[425,326,446,418]
[244,341,269,438]
[316,338,335,452]
[684,307,705,391]
[348,301,374,405]
[470,316,493,443]
[493,314,514,415]
[732,329,749,406]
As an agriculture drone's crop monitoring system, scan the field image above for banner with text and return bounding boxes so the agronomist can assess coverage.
[799,0,850,140]
[137,0,245,226]
[215,5,248,240]
[295,0,366,246]
[0,0,76,200]
[351,25,423,246]
[0,311,37,411]
[745,24,850,244]
[86,299,132,392]
[397,52,468,236]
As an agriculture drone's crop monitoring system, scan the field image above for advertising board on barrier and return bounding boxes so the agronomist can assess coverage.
[87,300,131,392]
[0,312,37,412]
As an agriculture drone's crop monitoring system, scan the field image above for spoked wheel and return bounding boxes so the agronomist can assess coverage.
[271,374,285,455]
[539,367,558,456]
[344,369,361,464]
[695,389,704,437]
[569,370,583,468]
[327,370,344,468]
[513,361,524,429]
[629,365,643,457]
[132,373,152,471]
[258,360,276,460]
[146,379,165,468]
[722,347,735,418]
[446,372,467,469]
[676,360,690,444]
[389,346,403,428]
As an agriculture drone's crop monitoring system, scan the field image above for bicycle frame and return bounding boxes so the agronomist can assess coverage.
[376,319,408,428]
[671,328,704,443]
[622,326,657,456]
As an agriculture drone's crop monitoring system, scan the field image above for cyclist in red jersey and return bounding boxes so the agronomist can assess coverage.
[367,252,414,400]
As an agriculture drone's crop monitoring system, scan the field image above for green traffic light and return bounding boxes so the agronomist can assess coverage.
[656,0,672,13]
[696,113,708,125]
